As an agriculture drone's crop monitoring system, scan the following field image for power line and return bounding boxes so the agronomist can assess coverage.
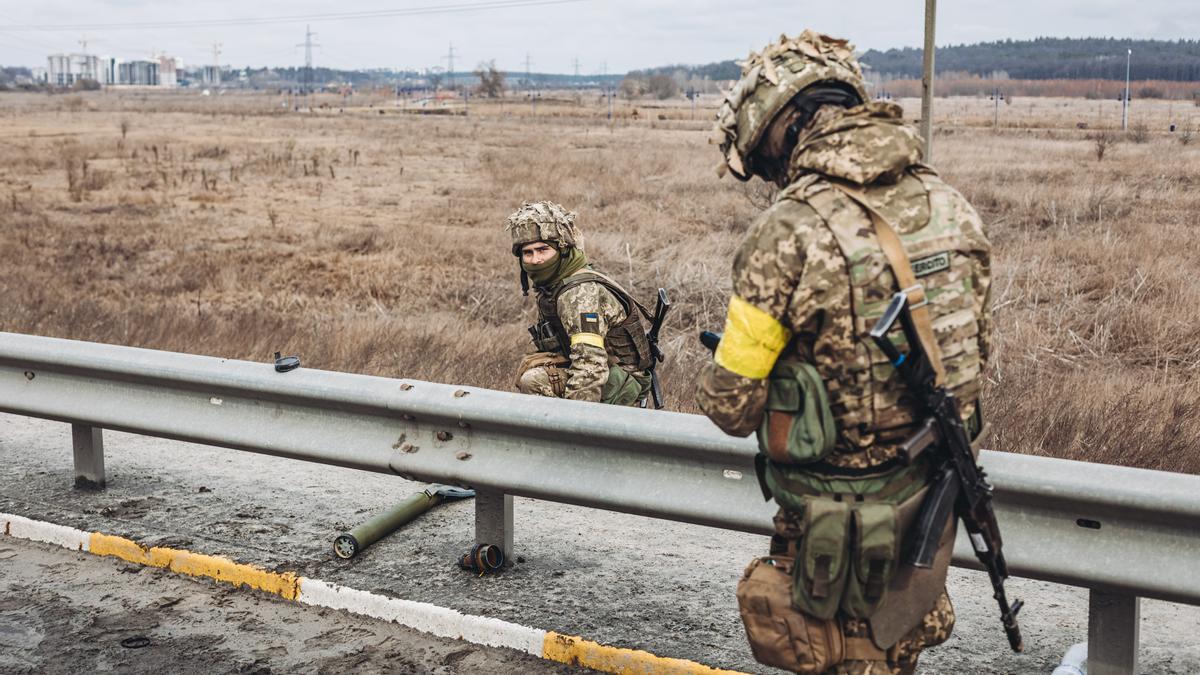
[0,0,587,32]
[211,42,222,86]
[295,25,318,93]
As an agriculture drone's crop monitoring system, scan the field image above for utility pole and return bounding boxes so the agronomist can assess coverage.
[523,52,533,91]
[991,87,1003,129]
[211,42,222,86]
[78,35,90,82]
[296,25,319,95]
[920,0,937,162]
[1122,47,1132,131]
[572,56,580,88]
[602,61,612,121]
[445,42,456,91]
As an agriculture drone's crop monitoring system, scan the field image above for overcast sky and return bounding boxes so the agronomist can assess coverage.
[2,0,1198,73]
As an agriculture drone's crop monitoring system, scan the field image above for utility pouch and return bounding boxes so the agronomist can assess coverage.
[736,556,845,673]
[528,320,563,354]
[514,351,570,396]
[843,502,899,618]
[756,360,837,465]
[793,497,851,620]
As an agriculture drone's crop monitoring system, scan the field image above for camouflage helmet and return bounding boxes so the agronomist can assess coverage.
[712,30,868,180]
[505,201,583,256]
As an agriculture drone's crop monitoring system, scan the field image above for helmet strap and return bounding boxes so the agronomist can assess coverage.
[520,268,530,296]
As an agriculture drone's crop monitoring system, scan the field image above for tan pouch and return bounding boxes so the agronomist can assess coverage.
[514,352,570,394]
[736,556,845,673]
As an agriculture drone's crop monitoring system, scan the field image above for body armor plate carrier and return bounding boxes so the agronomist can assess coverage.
[534,270,655,372]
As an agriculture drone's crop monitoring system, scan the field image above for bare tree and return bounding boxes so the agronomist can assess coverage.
[1089,130,1116,161]
[647,74,678,100]
[473,60,505,98]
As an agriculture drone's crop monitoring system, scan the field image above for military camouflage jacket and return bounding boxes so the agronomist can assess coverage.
[535,273,628,403]
[697,102,992,471]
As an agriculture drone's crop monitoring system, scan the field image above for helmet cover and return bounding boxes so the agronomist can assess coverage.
[506,201,582,255]
[711,30,869,180]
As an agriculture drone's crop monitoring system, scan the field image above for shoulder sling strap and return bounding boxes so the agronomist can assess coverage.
[558,269,654,321]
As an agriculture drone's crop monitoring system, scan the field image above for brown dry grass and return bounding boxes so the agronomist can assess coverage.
[2,90,1199,474]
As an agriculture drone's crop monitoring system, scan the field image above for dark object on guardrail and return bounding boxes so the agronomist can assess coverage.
[274,351,301,373]
[458,543,505,575]
[333,485,475,559]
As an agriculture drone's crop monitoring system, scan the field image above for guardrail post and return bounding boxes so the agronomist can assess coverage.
[474,489,513,563]
[1088,589,1140,675]
[71,424,105,489]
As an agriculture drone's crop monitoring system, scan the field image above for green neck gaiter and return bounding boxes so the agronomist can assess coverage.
[522,246,588,289]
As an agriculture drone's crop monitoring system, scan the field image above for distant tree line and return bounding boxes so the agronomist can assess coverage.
[862,38,1200,81]
[635,38,1200,83]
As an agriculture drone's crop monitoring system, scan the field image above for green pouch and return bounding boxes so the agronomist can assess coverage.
[842,502,899,618]
[792,497,851,620]
[756,360,836,466]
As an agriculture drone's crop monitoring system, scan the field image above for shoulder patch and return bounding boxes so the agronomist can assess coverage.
[911,251,950,278]
[580,312,601,334]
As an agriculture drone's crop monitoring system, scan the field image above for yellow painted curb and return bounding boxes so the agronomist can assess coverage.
[2,513,747,674]
[89,532,300,600]
[543,632,744,674]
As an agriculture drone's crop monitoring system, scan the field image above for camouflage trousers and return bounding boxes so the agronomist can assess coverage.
[517,362,649,407]
[770,510,956,674]
[836,592,955,675]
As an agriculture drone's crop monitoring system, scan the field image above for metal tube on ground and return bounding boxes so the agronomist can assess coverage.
[334,485,474,559]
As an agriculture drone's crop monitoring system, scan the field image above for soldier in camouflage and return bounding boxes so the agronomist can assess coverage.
[698,31,992,674]
[507,202,655,406]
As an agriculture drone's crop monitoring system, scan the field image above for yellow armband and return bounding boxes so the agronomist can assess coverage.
[714,295,791,379]
[570,332,605,349]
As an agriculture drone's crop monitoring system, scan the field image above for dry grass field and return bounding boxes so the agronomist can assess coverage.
[2,89,1199,473]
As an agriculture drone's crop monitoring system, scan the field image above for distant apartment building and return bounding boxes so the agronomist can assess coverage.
[44,51,179,87]
[158,55,177,88]
[119,60,159,86]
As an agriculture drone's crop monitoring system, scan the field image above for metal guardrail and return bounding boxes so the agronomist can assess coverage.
[3,331,1198,674]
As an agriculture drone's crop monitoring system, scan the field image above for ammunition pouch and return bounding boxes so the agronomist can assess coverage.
[767,462,955,650]
[757,360,836,466]
[793,497,851,619]
[528,320,563,354]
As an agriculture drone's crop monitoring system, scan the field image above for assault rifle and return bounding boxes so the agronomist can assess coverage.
[643,288,671,409]
[869,290,1025,653]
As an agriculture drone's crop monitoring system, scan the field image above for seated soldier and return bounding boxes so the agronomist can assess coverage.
[506,201,654,406]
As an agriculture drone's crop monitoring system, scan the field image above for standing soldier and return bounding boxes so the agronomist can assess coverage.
[698,32,992,674]
[507,201,656,406]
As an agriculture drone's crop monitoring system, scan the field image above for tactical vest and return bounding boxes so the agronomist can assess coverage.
[784,169,988,462]
[534,269,655,372]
